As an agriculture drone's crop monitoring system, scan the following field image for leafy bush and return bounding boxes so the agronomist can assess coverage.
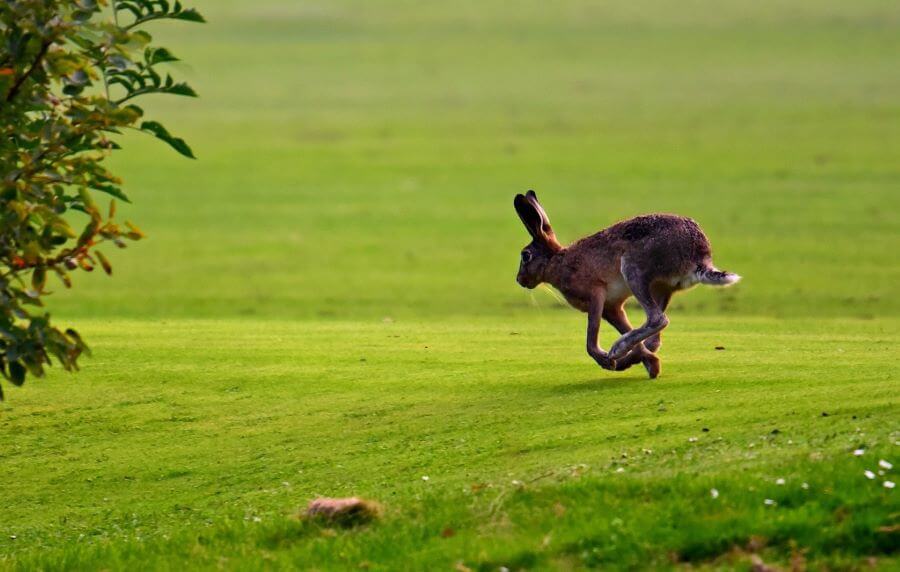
[0,0,203,398]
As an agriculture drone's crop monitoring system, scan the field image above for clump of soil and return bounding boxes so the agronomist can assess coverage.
[304,497,381,527]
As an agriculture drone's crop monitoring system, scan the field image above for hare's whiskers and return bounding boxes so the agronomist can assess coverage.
[527,290,544,314]
[540,283,566,306]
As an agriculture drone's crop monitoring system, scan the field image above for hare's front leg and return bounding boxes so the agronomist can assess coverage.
[603,303,661,379]
[586,289,616,370]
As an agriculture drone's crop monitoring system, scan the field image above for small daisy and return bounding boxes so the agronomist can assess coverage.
[688,437,698,443]
[801,482,810,490]
[615,467,625,473]
[421,475,430,482]
[710,488,719,499]
[864,470,876,480]
[884,481,895,489]
[853,448,865,456]
[879,460,892,470]
[764,499,776,506]
[775,478,785,485]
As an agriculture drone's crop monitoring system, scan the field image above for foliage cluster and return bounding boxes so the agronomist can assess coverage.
[0,0,202,397]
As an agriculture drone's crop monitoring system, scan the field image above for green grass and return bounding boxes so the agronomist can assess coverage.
[2,318,897,569]
[2,0,899,569]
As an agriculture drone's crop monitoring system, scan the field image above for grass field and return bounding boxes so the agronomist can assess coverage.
[2,0,899,569]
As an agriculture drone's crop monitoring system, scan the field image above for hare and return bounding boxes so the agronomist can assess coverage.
[514,190,740,378]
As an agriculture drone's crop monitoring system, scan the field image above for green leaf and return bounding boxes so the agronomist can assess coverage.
[32,267,46,292]
[95,251,113,275]
[90,183,132,203]
[172,8,206,23]
[161,78,197,97]
[146,47,179,66]
[62,69,91,96]
[140,120,195,158]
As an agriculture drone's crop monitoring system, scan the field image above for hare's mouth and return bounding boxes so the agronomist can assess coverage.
[517,275,539,289]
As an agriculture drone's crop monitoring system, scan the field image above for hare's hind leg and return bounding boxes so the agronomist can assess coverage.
[608,265,669,361]
[604,303,661,379]
[644,287,673,353]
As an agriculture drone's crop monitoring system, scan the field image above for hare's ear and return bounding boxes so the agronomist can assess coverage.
[515,193,543,241]
[514,191,559,248]
[525,190,554,237]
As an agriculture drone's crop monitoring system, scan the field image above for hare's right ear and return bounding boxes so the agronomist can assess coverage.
[514,191,560,249]
[514,193,543,240]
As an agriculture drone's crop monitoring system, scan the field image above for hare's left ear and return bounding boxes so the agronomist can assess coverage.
[514,190,560,249]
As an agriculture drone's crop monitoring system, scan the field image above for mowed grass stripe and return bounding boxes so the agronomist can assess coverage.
[2,318,896,568]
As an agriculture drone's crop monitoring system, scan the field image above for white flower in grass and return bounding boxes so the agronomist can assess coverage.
[688,437,698,443]
[775,478,785,485]
[879,460,892,470]
[710,488,719,499]
[421,475,430,482]
[764,499,776,506]
[864,470,876,480]
[252,516,262,523]
[884,481,896,489]
[801,482,810,490]
[853,448,865,456]
[511,480,523,487]
[615,467,625,473]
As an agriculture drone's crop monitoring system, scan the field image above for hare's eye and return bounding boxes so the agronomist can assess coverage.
[521,251,532,263]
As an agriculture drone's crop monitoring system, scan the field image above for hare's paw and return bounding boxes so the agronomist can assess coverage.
[587,347,616,370]
[596,356,617,371]
[642,354,661,379]
[613,348,644,371]
[609,339,633,361]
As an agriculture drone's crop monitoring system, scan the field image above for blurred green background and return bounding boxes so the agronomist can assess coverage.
[51,0,900,321]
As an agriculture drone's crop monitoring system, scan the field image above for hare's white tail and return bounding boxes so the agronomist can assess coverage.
[694,265,741,287]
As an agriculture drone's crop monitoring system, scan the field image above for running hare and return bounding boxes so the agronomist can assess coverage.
[514,190,740,378]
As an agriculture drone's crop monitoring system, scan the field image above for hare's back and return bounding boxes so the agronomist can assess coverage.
[609,213,712,272]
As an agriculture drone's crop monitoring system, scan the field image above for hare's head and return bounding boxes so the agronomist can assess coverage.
[514,190,562,289]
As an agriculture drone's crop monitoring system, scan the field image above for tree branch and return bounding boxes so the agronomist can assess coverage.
[4,40,51,103]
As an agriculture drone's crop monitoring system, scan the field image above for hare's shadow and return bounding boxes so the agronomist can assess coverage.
[547,376,650,396]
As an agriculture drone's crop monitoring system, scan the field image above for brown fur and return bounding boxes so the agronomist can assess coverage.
[514,190,740,378]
